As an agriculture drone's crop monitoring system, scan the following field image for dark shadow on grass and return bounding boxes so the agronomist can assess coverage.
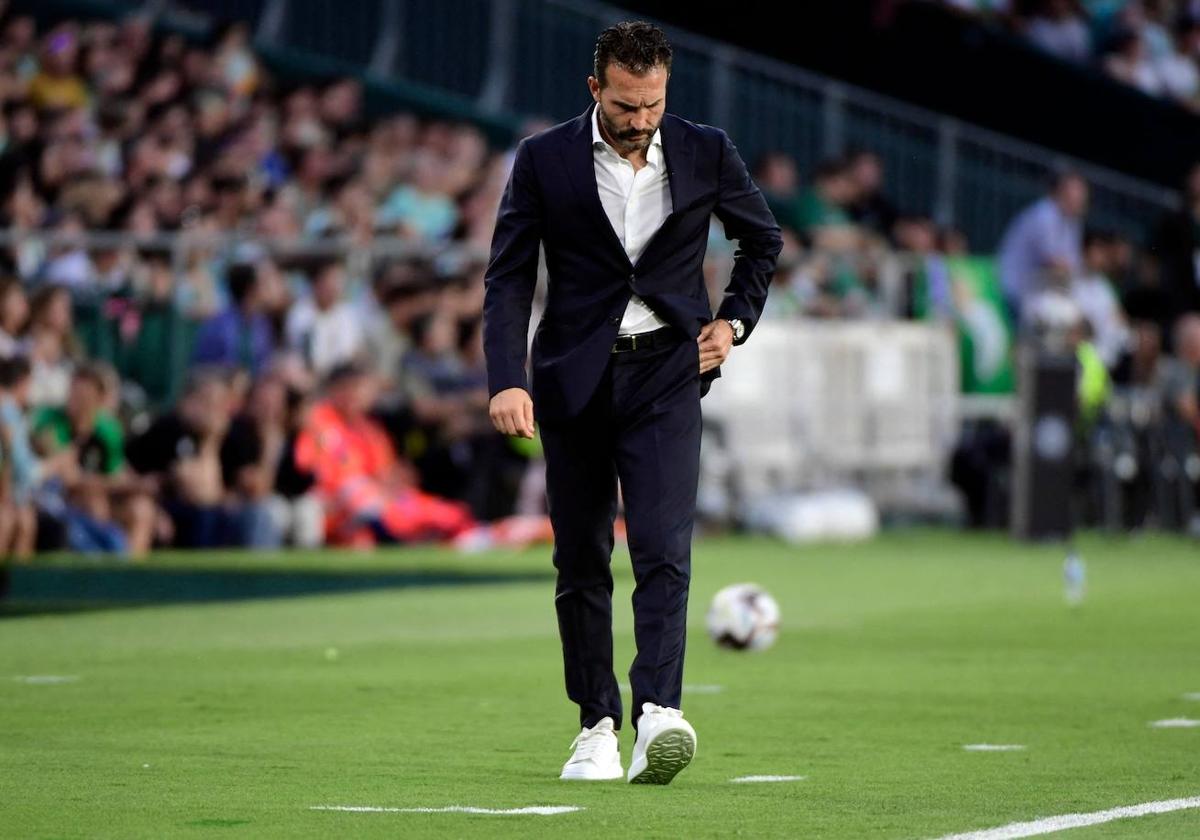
[0,565,552,618]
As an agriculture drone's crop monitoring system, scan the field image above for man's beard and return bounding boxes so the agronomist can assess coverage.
[598,105,657,152]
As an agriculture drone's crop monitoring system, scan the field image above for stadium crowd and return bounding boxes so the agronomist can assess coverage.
[0,5,1196,555]
[0,7,563,558]
[935,0,1200,110]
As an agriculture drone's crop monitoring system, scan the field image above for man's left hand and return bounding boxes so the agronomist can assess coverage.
[697,319,734,374]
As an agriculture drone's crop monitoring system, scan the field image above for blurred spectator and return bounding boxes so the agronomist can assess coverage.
[293,361,476,546]
[293,361,551,548]
[220,373,321,548]
[794,158,863,252]
[377,151,461,241]
[1149,162,1200,328]
[126,368,243,548]
[192,261,276,375]
[755,151,802,239]
[23,285,79,408]
[845,149,899,242]
[1072,230,1130,368]
[274,382,323,546]
[1021,0,1092,63]
[1162,313,1200,437]
[1156,15,1200,107]
[1113,316,1166,388]
[1121,248,1174,343]
[0,356,38,557]
[212,21,259,101]
[997,170,1088,325]
[28,26,89,111]
[285,259,363,377]
[400,310,495,502]
[796,159,864,241]
[33,363,155,556]
[1103,27,1165,94]
[0,355,98,554]
[362,260,421,381]
[0,276,28,355]
[1113,0,1175,63]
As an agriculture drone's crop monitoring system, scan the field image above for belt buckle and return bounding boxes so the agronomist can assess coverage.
[628,333,639,351]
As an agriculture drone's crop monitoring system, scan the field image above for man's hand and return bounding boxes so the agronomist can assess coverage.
[697,319,734,374]
[489,387,535,439]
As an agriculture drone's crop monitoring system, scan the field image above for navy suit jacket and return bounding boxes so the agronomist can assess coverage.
[483,102,783,422]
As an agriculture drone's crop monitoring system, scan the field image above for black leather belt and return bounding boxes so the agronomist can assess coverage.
[611,326,675,353]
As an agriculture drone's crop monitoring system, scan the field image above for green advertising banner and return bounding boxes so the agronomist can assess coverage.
[915,255,1016,394]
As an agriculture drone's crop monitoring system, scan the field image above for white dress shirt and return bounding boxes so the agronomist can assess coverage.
[591,103,671,335]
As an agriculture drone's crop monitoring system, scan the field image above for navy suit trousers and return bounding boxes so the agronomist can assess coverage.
[539,328,702,733]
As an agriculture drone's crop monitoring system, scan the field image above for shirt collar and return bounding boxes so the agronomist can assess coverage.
[591,102,664,167]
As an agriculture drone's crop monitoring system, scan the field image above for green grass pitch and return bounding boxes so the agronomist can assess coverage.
[2,531,1199,838]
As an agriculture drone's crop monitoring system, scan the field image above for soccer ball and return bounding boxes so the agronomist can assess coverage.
[706,583,780,651]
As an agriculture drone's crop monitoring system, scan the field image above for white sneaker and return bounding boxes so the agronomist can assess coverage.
[627,702,696,784]
[559,716,623,780]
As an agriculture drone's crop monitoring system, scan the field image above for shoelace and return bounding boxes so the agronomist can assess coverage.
[644,704,682,719]
[568,725,614,761]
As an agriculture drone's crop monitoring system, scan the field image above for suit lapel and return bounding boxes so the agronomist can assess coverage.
[560,104,700,272]
[634,112,697,272]
[562,103,630,266]
[658,112,698,219]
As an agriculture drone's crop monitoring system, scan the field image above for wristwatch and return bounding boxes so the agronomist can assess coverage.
[725,318,745,343]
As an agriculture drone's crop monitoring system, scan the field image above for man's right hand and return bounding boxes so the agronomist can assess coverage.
[489,388,535,439]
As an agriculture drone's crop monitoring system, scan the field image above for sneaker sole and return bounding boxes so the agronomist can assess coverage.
[628,728,695,785]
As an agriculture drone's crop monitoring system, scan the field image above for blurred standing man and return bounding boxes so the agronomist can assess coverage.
[483,21,781,784]
[998,171,1089,328]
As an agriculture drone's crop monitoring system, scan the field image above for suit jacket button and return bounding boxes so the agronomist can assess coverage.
[610,317,621,325]
[629,273,636,282]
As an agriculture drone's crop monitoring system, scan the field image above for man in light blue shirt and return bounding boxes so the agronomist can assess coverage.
[997,172,1089,327]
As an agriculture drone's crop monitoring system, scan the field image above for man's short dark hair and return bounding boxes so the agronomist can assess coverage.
[181,366,228,400]
[1050,167,1086,193]
[324,359,370,390]
[594,21,672,87]
[812,157,850,183]
[0,355,31,388]
[310,257,342,284]
[227,262,257,306]
[72,362,108,395]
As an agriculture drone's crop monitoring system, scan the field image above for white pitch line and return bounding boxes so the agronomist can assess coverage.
[1183,692,1200,701]
[926,795,1200,840]
[729,775,806,783]
[310,805,582,816]
[962,744,1026,752]
[1149,718,1200,728]
[13,675,79,684]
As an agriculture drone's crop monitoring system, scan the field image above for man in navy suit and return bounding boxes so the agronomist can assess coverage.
[483,21,782,785]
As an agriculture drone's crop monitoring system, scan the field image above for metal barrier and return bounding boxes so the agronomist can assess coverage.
[700,320,960,498]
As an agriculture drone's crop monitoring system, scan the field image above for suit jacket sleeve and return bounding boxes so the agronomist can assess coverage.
[711,129,784,345]
[483,137,542,397]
